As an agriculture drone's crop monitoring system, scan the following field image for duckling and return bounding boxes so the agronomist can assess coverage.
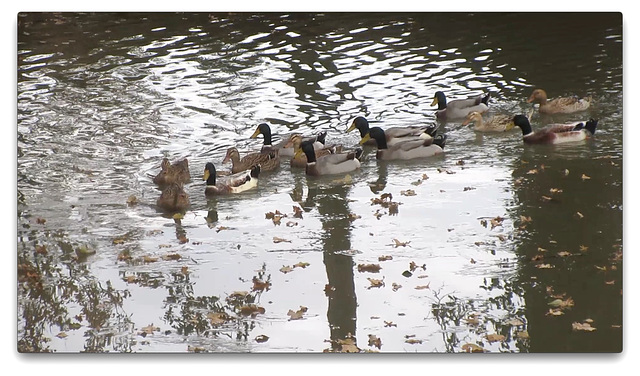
[153,158,191,186]
[527,89,591,114]
[156,183,190,212]
[462,111,515,132]
[222,147,279,174]
[347,116,438,146]
[250,122,327,157]
[203,162,260,195]
[431,91,490,121]
[512,114,597,144]
[294,140,363,176]
[287,134,342,168]
[360,126,446,160]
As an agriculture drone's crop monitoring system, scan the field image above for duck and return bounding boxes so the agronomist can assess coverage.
[203,162,260,195]
[462,111,515,132]
[294,139,363,176]
[512,114,598,144]
[431,91,490,121]
[359,126,446,160]
[156,183,190,212]
[153,158,191,186]
[250,122,327,157]
[286,134,342,168]
[222,147,279,174]
[347,116,438,146]
[527,89,592,114]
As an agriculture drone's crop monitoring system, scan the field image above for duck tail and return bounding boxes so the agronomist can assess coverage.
[250,165,261,178]
[481,92,491,106]
[433,134,447,149]
[315,131,327,145]
[585,119,598,135]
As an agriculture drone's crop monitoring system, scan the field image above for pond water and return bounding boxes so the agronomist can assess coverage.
[17,12,623,353]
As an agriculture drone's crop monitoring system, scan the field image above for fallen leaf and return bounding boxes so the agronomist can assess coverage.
[572,321,597,332]
[208,312,231,326]
[239,304,265,317]
[36,217,46,225]
[35,245,47,255]
[142,255,159,263]
[461,343,485,353]
[367,278,385,289]
[470,258,477,264]
[546,308,564,316]
[392,238,411,247]
[391,283,402,292]
[400,189,416,196]
[516,331,530,340]
[292,206,303,219]
[490,216,504,229]
[357,263,382,273]
[409,261,426,272]
[127,195,139,206]
[216,226,230,232]
[384,321,397,327]
[273,237,291,243]
[368,334,382,349]
[287,306,308,320]
[405,339,423,344]
[506,318,525,326]
[56,332,68,339]
[286,221,298,227]
[252,278,271,291]
[581,174,591,181]
[549,188,563,194]
[336,337,360,353]
[463,186,476,191]
[187,346,207,353]
[414,284,430,290]
[347,213,361,221]
[548,297,574,309]
[140,324,160,335]
[162,253,182,261]
[520,215,532,223]
[255,335,270,343]
[486,333,506,342]
[540,195,553,202]
[279,265,294,274]
[526,169,538,175]
[378,255,393,262]
[294,262,310,269]
[535,263,554,269]
[557,251,572,257]
[605,280,615,285]
[575,212,584,219]
[564,169,570,176]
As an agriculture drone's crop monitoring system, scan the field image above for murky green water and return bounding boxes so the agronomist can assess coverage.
[17,12,622,353]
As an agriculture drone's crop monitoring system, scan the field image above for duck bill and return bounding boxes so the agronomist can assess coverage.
[359,133,372,145]
[461,118,471,126]
[250,127,261,139]
[222,155,230,164]
[526,95,535,103]
[346,121,356,133]
[203,170,210,181]
[430,97,438,106]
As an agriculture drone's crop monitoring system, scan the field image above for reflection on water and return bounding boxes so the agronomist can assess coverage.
[17,12,622,353]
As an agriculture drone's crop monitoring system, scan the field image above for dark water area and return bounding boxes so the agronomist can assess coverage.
[17,12,622,353]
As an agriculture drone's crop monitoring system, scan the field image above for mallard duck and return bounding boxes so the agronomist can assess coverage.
[250,122,327,157]
[156,183,190,212]
[527,89,592,114]
[222,147,279,174]
[359,126,446,160]
[512,114,598,144]
[153,158,191,186]
[203,162,260,195]
[431,91,490,121]
[287,134,341,168]
[347,116,438,146]
[462,111,515,132]
[294,140,363,176]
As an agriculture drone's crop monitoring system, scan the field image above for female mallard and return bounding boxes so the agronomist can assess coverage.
[431,91,490,121]
[527,89,592,114]
[359,127,446,160]
[347,116,438,146]
[462,111,515,132]
[512,114,598,144]
[222,147,279,174]
[203,162,260,196]
[156,183,190,212]
[286,134,341,168]
[294,140,363,176]
[153,158,191,186]
[250,122,327,157]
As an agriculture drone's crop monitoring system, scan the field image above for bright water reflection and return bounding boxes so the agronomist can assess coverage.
[17,12,622,352]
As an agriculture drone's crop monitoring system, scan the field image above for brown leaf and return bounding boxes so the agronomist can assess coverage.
[287,306,308,320]
[239,304,265,317]
[216,226,230,232]
[140,323,160,335]
[36,217,46,225]
[293,262,310,269]
[279,265,294,274]
[162,253,182,261]
[255,335,270,343]
[357,263,382,273]
[384,321,397,327]
[367,278,385,289]
[142,255,159,263]
[535,263,554,269]
[35,245,47,255]
[486,333,506,342]
[546,308,564,316]
[581,174,591,181]
[378,255,393,262]
[252,278,271,291]
[127,195,139,206]
[405,338,423,344]
[461,343,485,353]
[572,321,597,332]
[549,188,563,194]
[400,189,416,196]
[490,216,504,229]
[273,236,291,243]
[368,334,382,349]
[286,221,298,227]
[516,331,530,340]
[56,332,68,339]
[391,283,402,292]
[208,312,231,326]
[292,206,303,219]
[414,283,430,290]
[392,238,411,247]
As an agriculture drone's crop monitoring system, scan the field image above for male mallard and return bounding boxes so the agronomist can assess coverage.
[512,114,598,145]
[359,127,446,160]
[462,111,515,132]
[156,183,190,212]
[153,158,191,186]
[294,140,363,176]
[286,134,341,168]
[250,122,327,157]
[222,147,279,174]
[203,162,260,196]
[527,89,592,114]
[347,116,438,146]
[431,91,490,121]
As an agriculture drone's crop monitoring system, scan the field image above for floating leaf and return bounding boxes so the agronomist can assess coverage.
[140,324,160,335]
[378,255,393,262]
[208,312,231,326]
[486,333,506,342]
[216,226,230,232]
[581,174,591,181]
[546,308,565,316]
[516,331,530,340]
[414,284,430,290]
[535,263,554,269]
[357,263,382,273]
[162,253,182,261]
[384,321,397,327]
[392,283,402,292]
[401,189,416,196]
[461,343,485,353]
[255,335,270,343]
[286,221,298,227]
[564,169,570,176]
[548,297,574,309]
[575,211,584,219]
[368,334,382,349]
[392,238,411,247]
[367,278,385,289]
[572,321,597,332]
[463,186,476,191]
[347,213,361,221]
[490,216,504,229]
[549,188,563,194]
[557,251,572,257]
[239,304,265,317]
[279,265,294,274]
[273,237,291,243]
[405,338,423,344]
[127,195,139,206]
[526,169,538,175]
[36,217,46,225]
[294,262,310,269]
[292,206,303,219]
[409,261,426,272]
[287,306,308,320]
[56,332,68,339]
